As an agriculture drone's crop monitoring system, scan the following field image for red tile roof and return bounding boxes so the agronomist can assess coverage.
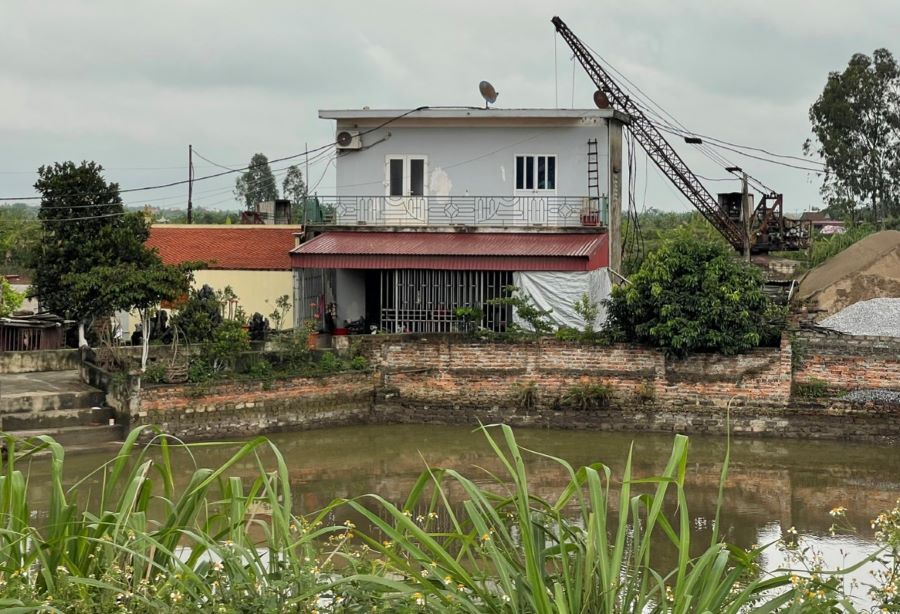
[291,231,608,271]
[147,225,299,270]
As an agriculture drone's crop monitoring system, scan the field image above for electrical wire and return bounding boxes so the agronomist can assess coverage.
[0,106,429,202]
[579,40,790,195]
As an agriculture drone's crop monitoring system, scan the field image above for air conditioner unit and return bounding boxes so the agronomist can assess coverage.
[336,130,362,150]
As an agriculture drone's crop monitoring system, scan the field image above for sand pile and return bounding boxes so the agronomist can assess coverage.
[797,230,900,319]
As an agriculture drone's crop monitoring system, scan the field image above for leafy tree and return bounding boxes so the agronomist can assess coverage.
[29,161,194,347]
[805,49,900,222]
[282,165,306,203]
[606,232,785,357]
[0,204,40,274]
[282,165,307,224]
[234,153,278,210]
[164,207,232,224]
[0,277,24,317]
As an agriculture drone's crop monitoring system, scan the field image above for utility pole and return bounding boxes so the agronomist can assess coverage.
[741,171,751,262]
[187,144,194,224]
[304,142,309,226]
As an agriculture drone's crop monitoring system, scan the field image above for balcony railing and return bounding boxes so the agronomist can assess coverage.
[303,195,609,228]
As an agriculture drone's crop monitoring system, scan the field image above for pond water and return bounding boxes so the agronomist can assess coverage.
[21,424,900,598]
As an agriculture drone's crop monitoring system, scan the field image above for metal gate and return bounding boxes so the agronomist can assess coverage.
[378,270,512,333]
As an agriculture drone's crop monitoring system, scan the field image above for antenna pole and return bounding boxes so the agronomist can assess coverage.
[187,144,193,224]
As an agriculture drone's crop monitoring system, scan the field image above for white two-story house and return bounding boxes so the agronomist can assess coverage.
[291,107,626,334]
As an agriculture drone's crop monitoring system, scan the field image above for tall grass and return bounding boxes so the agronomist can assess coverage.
[0,425,894,612]
[0,426,344,612]
[336,425,816,613]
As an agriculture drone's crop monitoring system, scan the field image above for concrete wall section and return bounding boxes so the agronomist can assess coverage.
[0,349,79,374]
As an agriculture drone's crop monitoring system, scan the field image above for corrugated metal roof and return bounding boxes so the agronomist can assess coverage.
[291,232,608,272]
[147,225,300,270]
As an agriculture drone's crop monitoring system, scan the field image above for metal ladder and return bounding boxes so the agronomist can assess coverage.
[586,138,602,221]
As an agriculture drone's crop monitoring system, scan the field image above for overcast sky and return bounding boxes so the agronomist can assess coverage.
[2,0,898,214]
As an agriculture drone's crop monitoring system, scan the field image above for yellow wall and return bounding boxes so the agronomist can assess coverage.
[122,269,294,333]
[192,270,294,329]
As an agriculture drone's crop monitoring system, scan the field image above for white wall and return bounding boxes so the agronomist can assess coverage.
[334,269,366,325]
[334,123,610,199]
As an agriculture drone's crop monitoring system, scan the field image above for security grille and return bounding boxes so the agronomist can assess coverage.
[379,270,512,333]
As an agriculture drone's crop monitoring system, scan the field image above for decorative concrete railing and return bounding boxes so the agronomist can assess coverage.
[303,195,609,228]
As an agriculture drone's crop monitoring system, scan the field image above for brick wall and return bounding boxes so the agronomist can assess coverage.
[132,373,374,440]
[121,334,899,443]
[793,331,900,391]
[368,335,791,412]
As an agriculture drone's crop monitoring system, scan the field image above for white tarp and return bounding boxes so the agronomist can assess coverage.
[512,268,611,331]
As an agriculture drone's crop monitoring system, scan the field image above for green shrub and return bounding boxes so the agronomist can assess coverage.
[453,306,483,333]
[606,233,787,357]
[511,381,539,411]
[573,292,599,334]
[247,357,273,380]
[204,319,251,373]
[555,326,580,341]
[348,355,369,371]
[142,360,167,384]
[793,378,831,399]
[187,359,213,383]
[560,382,614,411]
[170,284,222,344]
[488,286,555,336]
[316,351,340,373]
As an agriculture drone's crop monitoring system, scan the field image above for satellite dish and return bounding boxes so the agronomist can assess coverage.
[479,80,499,108]
[593,90,610,109]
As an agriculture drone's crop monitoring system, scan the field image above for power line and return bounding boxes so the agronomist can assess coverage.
[580,42,787,195]
[0,106,428,202]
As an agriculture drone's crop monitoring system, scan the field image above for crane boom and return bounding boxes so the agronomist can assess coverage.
[552,16,746,249]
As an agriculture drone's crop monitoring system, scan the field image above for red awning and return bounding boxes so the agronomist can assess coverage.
[290,232,608,271]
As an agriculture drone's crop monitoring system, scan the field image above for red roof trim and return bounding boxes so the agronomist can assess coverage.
[291,232,608,271]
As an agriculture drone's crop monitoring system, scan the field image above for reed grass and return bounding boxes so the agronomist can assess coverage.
[0,424,893,612]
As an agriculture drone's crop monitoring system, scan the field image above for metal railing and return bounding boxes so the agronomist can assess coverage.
[303,195,609,228]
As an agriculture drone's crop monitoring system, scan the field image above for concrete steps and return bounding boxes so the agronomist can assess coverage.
[0,388,107,414]
[1,406,114,431]
[0,369,124,448]
[3,424,124,448]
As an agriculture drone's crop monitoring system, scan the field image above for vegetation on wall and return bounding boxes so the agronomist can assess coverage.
[606,232,786,357]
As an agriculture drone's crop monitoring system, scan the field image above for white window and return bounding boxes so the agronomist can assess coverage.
[385,155,427,197]
[514,154,557,194]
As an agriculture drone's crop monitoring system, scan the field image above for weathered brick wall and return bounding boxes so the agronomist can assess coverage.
[124,334,900,443]
[369,336,791,413]
[132,373,374,440]
[793,331,900,391]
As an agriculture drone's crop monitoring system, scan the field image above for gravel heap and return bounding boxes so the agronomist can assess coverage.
[820,297,900,337]
[841,389,900,406]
